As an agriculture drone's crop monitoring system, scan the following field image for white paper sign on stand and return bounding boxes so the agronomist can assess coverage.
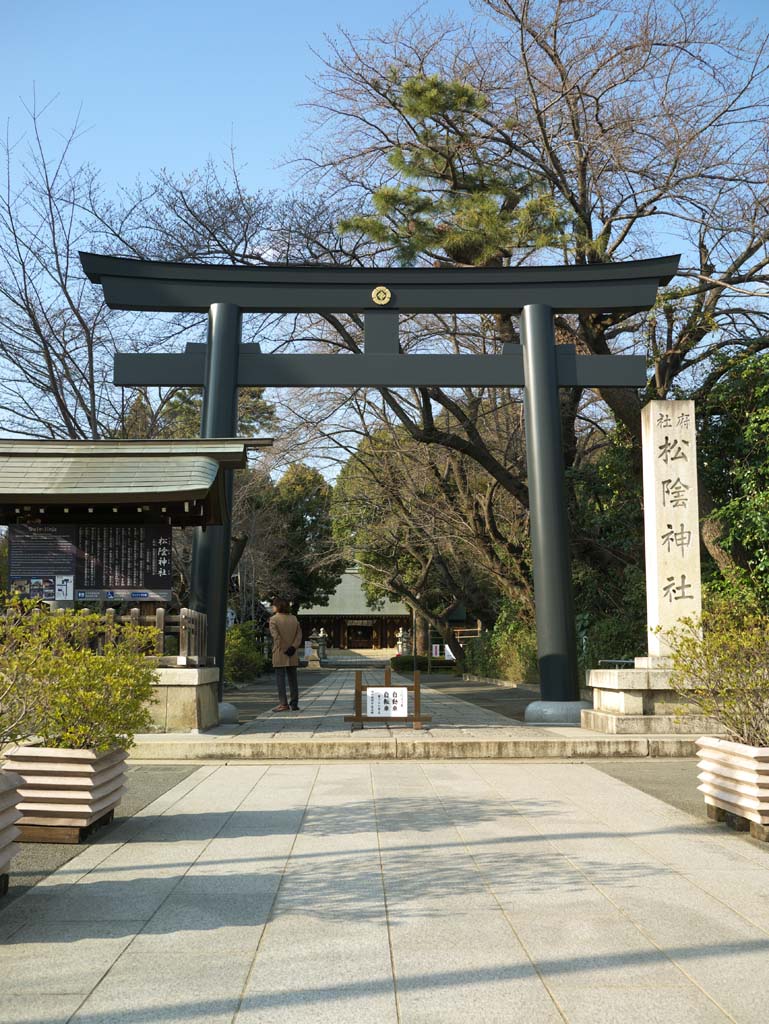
[366,687,408,718]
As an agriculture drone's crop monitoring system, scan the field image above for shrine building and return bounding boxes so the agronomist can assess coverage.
[298,569,410,650]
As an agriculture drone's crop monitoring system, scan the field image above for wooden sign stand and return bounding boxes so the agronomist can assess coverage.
[344,668,432,731]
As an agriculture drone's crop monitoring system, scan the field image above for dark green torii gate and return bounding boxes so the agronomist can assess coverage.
[81,252,679,707]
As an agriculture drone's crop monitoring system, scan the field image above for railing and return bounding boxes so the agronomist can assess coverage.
[453,626,483,644]
[100,607,208,666]
[177,608,208,665]
[7,604,210,667]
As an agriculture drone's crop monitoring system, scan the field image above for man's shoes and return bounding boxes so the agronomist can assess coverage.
[290,705,300,711]
[272,704,290,712]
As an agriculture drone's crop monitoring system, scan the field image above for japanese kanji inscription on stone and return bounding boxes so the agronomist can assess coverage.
[642,400,702,657]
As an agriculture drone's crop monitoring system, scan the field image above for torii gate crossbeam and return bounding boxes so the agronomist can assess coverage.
[81,252,679,711]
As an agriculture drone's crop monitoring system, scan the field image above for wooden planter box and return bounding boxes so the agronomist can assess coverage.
[3,746,127,844]
[696,735,769,842]
[0,769,22,895]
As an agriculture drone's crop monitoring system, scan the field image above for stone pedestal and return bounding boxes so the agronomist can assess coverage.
[304,632,322,670]
[148,667,220,732]
[0,769,21,890]
[5,747,127,830]
[584,401,711,735]
[697,736,769,829]
[582,657,725,734]
[524,700,591,726]
[317,629,328,661]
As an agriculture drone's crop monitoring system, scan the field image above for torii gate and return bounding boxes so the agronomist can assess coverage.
[81,252,679,711]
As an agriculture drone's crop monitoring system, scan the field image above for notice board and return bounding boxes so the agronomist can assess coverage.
[9,524,173,602]
[366,687,408,718]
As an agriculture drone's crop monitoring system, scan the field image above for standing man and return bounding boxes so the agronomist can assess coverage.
[269,598,302,712]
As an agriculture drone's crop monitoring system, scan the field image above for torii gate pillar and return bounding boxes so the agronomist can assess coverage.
[521,304,579,701]
[189,303,241,699]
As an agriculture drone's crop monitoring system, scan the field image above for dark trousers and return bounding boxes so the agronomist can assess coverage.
[275,666,299,707]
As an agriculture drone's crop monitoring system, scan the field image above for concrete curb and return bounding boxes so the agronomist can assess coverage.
[128,733,700,760]
[461,674,529,687]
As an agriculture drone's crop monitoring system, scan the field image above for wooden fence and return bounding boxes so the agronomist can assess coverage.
[452,625,483,645]
[4,604,210,667]
[99,607,208,666]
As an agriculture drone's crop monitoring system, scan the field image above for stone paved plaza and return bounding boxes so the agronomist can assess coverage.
[2,757,769,1023]
[131,669,698,759]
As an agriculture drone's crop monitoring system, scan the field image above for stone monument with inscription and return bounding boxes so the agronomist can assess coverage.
[582,400,723,734]
[643,400,702,656]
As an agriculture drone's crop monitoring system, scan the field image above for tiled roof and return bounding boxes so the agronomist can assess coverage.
[301,570,409,617]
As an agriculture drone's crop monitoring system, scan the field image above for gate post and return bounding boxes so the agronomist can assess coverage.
[520,303,579,704]
[189,302,242,700]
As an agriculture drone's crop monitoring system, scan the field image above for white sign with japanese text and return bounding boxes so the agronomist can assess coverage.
[366,687,408,718]
[642,400,702,657]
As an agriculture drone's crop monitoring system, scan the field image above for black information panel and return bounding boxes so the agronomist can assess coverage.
[9,524,172,602]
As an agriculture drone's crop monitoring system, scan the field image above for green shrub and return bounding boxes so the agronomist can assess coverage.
[389,654,455,673]
[463,631,497,677]
[663,593,769,747]
[0,603,36,748]
[0,598,157,751]
[574,565,647,675]
[463,601,538,683]
[225,621,267,683]
[163,632,179,657]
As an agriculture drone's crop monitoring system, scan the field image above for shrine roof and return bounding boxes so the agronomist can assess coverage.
[0,438,272,526]
[300,569,410,618]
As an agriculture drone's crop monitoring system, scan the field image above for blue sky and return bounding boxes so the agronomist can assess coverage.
[4,0,767,196]
[2,0,460,192]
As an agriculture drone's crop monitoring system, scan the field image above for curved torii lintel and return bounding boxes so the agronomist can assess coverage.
[79,252,680,315]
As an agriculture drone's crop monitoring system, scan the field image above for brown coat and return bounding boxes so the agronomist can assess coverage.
[269,612,302,667]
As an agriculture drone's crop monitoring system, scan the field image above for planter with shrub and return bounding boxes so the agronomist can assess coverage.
[1,604,39,891]
[665,597,769,841]
[2,601,157,843]
[695,736,769,839]
[0,769,21,896]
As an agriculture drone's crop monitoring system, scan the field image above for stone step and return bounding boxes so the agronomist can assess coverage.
[581,708,725,735]
[128,733,699,760]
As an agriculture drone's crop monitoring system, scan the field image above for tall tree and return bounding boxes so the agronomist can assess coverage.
[333,425,523,662]
[697,354,769,601]
[304,0,769,577]
[0,103,281,442]
[116,386,275,440]
[0,103,121,438]
[273,464,346,611]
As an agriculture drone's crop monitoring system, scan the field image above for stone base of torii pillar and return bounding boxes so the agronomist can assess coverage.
[581,656,725,735]
[525,700,591,726]
[583,400,725,735]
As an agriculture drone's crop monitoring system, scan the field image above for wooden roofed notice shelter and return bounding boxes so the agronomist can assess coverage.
[0,438,271,605]
[0,438,271,526]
